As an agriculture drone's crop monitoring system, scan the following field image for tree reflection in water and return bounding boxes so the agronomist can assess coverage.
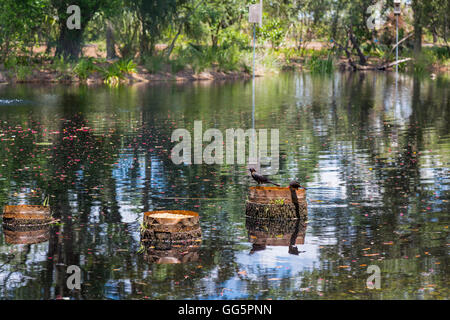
[0,73,448,299]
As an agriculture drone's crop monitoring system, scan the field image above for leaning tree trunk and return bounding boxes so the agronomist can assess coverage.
[55,23,84,60]
[348,25,367,66]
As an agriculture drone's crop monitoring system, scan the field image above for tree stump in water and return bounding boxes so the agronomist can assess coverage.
[3,224,50,245]
[3,205,52,227]
[140,210,202,244]
[246,186,307,220]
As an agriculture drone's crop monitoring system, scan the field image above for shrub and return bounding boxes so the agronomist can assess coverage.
[258,18,285,48]
[73,58,96,81]
[115,58,137,74]
[143,55,168,73]
[15,65,32,82]
[306,52,334,73]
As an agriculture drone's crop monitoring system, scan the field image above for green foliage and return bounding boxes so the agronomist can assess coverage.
[15,65,33,82]
[306,51,334,73]
[42,195,50,207]
[128,0,184,55]
[429,46,450,61]
[115,59,137,74]
[198,0,246,48]
[258,18,285,48]
[412,51,437,74]
[73,58,96,81]
[143,55,168,73]
[51,56,72,76]
[0,0,50,62]
[258,49,282,72]
[0,0,448,77]
[175,44,244,73]
[278,48,301,64]
[270,198,285,205]
[97,59,136,85]
[112,9,141,59]
[219,27,250,50]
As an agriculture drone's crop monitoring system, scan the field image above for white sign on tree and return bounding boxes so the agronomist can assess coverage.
[249,1,263,27]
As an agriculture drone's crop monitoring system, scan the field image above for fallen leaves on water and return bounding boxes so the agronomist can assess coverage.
[364,253,380,257]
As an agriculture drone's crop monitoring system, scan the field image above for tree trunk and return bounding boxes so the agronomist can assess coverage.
[348,26,367,65]
[166,25,183,58]
[55,23,83,60]
[414,25,423,57]
[412,0,423,57]
[211,34,219,49]
[139,30,154,60]
[106,20,117,59]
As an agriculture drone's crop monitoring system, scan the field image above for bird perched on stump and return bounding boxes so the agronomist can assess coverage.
[289,181,307,190]
[249,168,280,186]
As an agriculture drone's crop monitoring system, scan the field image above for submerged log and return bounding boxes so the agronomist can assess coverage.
[140,210,202,244]
[3,224,50,245]
[246,186,307,220]
[3,205,52,227]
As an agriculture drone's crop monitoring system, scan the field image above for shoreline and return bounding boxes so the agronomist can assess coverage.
[0,67,258,85]
[0,59,447,86]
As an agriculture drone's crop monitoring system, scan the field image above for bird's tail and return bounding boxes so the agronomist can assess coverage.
[269,181,280,187]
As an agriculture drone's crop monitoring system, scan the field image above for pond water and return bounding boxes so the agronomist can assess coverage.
[0,72,448,300]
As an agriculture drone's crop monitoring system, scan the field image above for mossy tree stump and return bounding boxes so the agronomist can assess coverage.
[3,205,52,227]
[140,210,202,244]
[246,186,307,220]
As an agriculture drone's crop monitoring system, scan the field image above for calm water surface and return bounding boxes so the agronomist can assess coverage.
[0,72,448,299]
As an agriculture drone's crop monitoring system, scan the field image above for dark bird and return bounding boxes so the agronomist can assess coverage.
[249,168,280,186]
[289,180,307,190]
